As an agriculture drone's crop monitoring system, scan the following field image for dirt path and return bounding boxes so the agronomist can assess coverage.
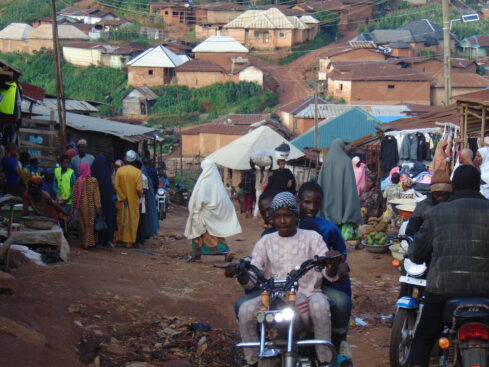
[252,30,357,106]
[0,204,398,367]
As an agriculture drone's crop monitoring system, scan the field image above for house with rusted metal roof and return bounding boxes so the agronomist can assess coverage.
[122,87,159,117]
[460,35,489,58]
[276,95,328,134]
[58,6,117,24]
[194,2,247,38]
[222,8,319,50]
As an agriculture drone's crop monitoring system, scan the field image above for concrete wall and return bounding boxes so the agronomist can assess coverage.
[319,49,385,72]
[431,86,487,106]
[390,48,415,58]
[176,70,229,88]
[182,132,241,156]
[328,78,352,102]
[195,52,247,72]
[27,39,55,53]
[195,24,222,39]
[238,66,263,86]
[207,10,243,24]
[350,80,431,105]
[279,110,294,132]
[223,28,309,49]
[123,98,147,117]
[0,39,29,53]
[296,117,315,135]
[63,47,102,66]
[159,7,192,25]
[409,59,443,73]
[128,66,174,87]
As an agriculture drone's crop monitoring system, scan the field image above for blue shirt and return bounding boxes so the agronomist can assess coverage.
[313,216,351,297]
[1,156,20,184]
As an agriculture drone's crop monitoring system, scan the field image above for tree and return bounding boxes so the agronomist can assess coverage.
[314,10,340,36]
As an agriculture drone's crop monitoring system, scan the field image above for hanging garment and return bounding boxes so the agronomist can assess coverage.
[380,136,399,174]
[400,134,418,160]
[432,140,450,174]
[0,82,17,115]
[416,132,428,161]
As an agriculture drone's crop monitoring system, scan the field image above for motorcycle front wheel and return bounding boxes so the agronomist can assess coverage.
[389,308,416,367]
[258,357,281,367]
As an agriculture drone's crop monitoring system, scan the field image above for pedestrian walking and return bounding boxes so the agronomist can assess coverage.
[352,156,366,195]
[71,162,102,249]
[139,157,159,238]
[184,158,241,262]
[54,155,75,214]
[91,154,115,248]
[71,139,95,175]
[114,150,143,247]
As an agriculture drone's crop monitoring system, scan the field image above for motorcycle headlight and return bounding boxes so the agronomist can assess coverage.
[404,258,427,277]
[157,188,165,196]
[256,311,265,323]
[274,312,284,323]
[265,313,274,323]
[282,308,294,321]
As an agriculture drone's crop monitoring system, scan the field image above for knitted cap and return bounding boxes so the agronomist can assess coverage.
[430,170,452,193]
[269,192,299,215]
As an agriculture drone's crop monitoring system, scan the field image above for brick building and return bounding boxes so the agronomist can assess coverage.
[126,45,189,87]
[194,2,247,39]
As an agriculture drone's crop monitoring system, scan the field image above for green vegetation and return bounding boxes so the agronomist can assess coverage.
[0,50,128,116]
[106,23,151,46]
[147,82,278,127]
[357,3,489,40]
[315,10,340,35]
[279,32,335,65]
[419,49,436,57]
[0,0,76,28]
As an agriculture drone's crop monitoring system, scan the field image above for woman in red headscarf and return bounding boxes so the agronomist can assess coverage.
[23,177,66,221]
[71,162,102,249]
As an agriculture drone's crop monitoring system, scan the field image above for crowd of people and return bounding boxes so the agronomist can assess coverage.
[0,138,162,250]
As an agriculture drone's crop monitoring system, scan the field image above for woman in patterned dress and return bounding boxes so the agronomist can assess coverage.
[72,162,101,249]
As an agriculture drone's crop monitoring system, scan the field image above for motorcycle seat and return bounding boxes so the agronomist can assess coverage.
[444,298,489,324]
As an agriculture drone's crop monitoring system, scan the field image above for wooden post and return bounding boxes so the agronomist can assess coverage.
[482,107,486,143]
[50,0,67,151]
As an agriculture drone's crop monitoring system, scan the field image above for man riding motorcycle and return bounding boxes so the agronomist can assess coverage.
[407,165,489,367]
[230,192,340,367]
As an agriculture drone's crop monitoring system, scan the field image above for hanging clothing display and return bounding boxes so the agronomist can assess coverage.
[416,132,428,161]
[0,82,17,115]
[380,135,399,174]
[400,134,418,160]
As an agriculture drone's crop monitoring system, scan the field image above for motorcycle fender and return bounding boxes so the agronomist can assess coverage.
[396,296,419,309]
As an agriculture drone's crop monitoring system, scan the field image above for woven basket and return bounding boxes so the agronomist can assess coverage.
[22,216,56,230]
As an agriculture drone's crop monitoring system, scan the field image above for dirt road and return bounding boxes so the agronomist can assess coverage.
[0,205,398,367]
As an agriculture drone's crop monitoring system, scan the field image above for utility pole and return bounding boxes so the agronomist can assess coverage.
[50,0,67,151]
[442,0,452,105]
[314,73,320,149]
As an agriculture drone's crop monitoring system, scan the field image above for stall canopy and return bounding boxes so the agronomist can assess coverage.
[207,125,304,170]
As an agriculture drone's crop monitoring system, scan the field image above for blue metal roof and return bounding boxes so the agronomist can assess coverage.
[291,107,381,151]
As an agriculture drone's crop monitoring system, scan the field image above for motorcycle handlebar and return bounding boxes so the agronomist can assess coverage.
[389,235,413,244]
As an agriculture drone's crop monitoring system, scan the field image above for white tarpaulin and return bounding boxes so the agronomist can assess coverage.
[207,126,304,170]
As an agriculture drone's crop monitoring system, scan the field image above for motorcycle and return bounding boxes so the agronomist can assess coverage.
[219,256,340,367]
[155,184,168,220]
[174,183,190,207]
[389,235,489,367]
[389,235,427,367]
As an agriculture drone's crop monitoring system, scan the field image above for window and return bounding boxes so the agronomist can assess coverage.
[140,103,147,115]
[254,31,260,39]
[172,11,178,16]
[264,32,269,43]
[148,69,154,75]
[164,11,168,15]
[388,84,395,89]
[340,83,343,90]
[279,32,285,38]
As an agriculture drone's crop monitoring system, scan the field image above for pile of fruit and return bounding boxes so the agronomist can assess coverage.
[364,231,389,246]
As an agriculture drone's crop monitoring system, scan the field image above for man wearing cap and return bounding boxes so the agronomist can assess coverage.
[71,139,95,175]
[405,170,452,236]
[22,177,67,221]
[114,150,143,247]
[408,165,489,367]
[234,192,339,367]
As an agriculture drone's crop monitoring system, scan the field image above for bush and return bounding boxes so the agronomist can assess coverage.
[279,33,334,65]
[0,0,76,28]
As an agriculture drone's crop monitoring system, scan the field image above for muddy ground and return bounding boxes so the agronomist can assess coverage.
[0,204,399,367]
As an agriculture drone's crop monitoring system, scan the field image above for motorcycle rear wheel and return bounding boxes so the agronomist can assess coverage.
[389,308,415,367]
[258,357,281,367]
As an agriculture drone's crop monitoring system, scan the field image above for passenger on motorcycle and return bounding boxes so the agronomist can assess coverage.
[405,170,452,237]
[298,181,352,350]
[407,165,489,367]
[236,192,340,367]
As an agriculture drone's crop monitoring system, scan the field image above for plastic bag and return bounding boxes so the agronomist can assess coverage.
[250,149,272,168]
[94,214,108,232]
[341,223,358,241]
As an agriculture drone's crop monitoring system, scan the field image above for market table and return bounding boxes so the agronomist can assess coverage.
[0,225,70,270]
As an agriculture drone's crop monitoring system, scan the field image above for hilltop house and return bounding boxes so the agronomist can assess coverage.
[222,8,319,50]
[127,45,189,86]
[318,48,385,77]
[194,2,247,39]
[27,24,89,54]
[0,23,32,53]
[460,35,489,58]
[62,42,146,68]
[58,6,117,24]
[350,19,446,57]
[192,36,248,72]
[150,1,193,26]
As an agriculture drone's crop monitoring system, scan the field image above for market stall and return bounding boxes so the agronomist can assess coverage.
[455,90,489,148]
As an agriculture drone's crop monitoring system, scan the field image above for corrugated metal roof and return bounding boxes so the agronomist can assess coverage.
[192,36,248,53]
[224,8,312,30]
[295,104,411,119]
[27,24,89,40]
[125,86,159,101]
[127,45,188,68]
[291,108,382,150]
[42,98,99,112]
[36,112,156,142]
[300,15,320,24]
[0,23,33,40]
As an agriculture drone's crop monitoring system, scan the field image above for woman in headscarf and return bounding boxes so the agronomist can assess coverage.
[352,156,366,195]
[184,158,242,262]
[431,140,450,174]
[91,155,115,248]
[359,172,383,220]
[72,162,102,249]
[475,147,489,199]
[318,139,361,226]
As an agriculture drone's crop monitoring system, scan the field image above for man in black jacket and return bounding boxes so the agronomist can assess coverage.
[407,165,489,367]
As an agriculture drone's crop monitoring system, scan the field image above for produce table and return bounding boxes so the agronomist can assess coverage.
[0,225,70,270]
